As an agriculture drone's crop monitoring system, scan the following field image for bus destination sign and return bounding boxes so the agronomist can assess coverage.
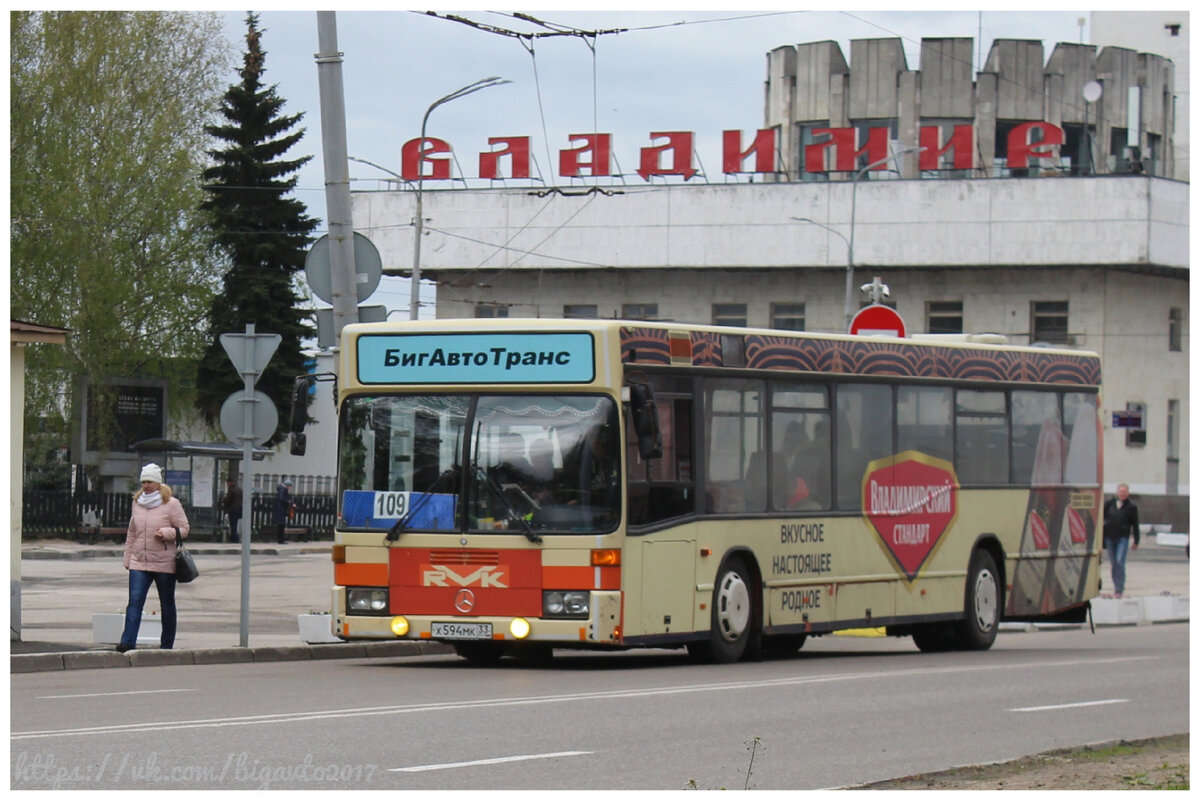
[357,332,596,385]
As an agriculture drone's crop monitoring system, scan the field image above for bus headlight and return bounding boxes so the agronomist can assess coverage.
[543,591,590,619]
[510,617,531,639]
[347,587,389,614]
[390,616,410,637]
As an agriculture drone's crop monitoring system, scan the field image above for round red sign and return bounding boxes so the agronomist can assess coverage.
[850,304,907,337]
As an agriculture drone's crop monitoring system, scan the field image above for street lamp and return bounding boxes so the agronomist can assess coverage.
[792,145,923,330]
[791,215,851,322]
[410,76,511,320]
[845,145,924,329]
[348,156,407,187]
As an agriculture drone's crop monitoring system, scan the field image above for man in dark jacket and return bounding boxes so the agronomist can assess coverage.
[273,479,295,544]
[1102,483,1140,598]
[220,477,243,544]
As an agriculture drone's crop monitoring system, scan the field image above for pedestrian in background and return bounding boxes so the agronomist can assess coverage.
[118,463,189,652]
[220,476,243,544]
[1102,482,1140,598]
[272,478,295,544]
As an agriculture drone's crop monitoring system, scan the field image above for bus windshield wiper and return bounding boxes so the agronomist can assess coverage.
[476,466,542,544]
[386,464,460,542]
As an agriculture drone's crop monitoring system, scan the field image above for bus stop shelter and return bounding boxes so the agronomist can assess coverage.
[131,439,273,535]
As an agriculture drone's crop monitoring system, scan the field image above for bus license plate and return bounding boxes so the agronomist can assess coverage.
[432,622,493,640]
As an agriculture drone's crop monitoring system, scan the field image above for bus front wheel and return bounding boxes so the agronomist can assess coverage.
[689,557,760,663]
[955,549,1001,651]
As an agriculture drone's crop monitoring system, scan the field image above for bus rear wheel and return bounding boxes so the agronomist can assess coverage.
[955,549,1001,651]
[689,557,760,663]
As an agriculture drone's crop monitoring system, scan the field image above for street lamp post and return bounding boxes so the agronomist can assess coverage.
[792,215,850,320]
[410,77,511,320]
[844,145,924,329]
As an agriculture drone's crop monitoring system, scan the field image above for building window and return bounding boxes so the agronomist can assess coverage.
[622,303,658,321]
[1168,307,1182,351]
[771,303,805,331]
[1167,399,1180,494]
[1031,301,1069,344]
[926,300,963,334]
[564,304,597,319]
[713,303,747,327]
[475,304,508,318]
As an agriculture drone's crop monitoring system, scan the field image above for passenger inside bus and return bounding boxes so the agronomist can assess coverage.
[777,419,830,510]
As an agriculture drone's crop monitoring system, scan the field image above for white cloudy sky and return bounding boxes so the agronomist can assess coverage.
[217,8,1095,314]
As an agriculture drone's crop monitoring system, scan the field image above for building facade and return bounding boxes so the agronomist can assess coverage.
[350,34,1188,528]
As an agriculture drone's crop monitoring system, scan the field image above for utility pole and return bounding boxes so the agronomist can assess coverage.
[315,12,358,343]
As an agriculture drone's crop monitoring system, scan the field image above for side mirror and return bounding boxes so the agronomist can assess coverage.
[290,377,310,434]
[627,381,663,460]
[289,432,307,456]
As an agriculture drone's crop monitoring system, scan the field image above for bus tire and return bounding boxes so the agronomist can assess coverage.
[912,624,955,653]
[691,557,759,663]
[453,642,509,664]
[955,549,1001,651]
[765,633,807,657]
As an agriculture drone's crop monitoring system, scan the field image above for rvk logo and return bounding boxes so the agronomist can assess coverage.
[863,452,959,582]
[422,565,508,588]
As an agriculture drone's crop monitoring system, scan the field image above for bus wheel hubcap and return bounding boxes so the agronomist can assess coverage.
[716,571,750,641]
[974,569,998,632]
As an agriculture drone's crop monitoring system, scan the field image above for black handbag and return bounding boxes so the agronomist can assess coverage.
[174,527,198,583]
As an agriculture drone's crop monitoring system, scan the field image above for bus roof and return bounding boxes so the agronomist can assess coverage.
[341,318,1101,388]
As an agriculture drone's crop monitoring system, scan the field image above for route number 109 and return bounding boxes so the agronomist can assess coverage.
[374,491,410,519]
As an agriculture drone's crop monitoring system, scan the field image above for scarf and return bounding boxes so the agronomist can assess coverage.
[137,490,163,509]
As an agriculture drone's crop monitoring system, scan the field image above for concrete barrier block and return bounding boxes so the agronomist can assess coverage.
[93,613,160,645]
[1155,532,1189,548]
[298,613,340,643]
[1091,597,1142,625]
[1143,595,1189,622]
[63,651,130,670]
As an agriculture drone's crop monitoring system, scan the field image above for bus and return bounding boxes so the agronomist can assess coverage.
[292,318,1102,663]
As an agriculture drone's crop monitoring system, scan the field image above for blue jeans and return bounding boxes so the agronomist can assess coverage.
[120,569,177,649]
[1105,536,1131,596]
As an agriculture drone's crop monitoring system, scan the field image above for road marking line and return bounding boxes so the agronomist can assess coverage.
[389,750,592,773]
[1009,699,1129,713]
[11,655,1157,740]
[36,689,197,700]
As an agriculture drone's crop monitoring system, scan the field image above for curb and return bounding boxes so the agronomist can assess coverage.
[998,595,1189,632]
[21,545,332,560]
[12,640,454,674]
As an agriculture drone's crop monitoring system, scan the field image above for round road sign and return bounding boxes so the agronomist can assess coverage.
[850,304,907,337]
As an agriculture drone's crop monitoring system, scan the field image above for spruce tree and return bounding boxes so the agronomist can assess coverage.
[195,13,318,445]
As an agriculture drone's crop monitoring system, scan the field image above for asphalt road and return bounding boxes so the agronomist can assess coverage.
[11,621,1187,790]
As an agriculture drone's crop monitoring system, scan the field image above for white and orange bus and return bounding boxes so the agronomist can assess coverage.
[293,318,1101,663]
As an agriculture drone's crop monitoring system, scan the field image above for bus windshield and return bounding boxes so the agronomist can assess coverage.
[337,393,620,534]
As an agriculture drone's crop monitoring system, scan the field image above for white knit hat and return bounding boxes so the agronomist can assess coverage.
[140,463,163,484]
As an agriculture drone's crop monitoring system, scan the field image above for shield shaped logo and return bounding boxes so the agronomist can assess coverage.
[863,451,959,581]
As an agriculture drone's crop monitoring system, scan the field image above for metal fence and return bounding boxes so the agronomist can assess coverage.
[21,490,337,542]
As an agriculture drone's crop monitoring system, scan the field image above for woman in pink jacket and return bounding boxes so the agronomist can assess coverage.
[118,463,190,652]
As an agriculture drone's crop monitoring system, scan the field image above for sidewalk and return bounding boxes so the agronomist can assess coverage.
[11,537,1189,672]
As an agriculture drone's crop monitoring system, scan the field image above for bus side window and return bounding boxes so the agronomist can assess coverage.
[628,380,695,525]
[835,384,893,510]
